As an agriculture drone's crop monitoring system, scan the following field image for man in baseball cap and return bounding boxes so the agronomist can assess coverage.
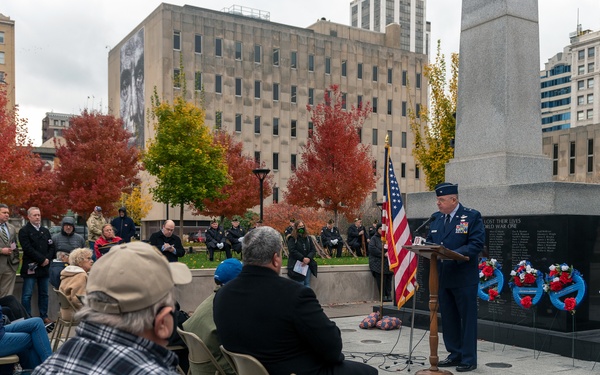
[33,241,192,374]
[183,258,243,375]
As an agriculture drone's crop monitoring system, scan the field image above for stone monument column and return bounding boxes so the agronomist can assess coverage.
[445,0,552,187]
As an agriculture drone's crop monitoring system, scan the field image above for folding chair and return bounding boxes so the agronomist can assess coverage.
[50,289,80,351]
[177,327,226,375]
[220,345,269,375]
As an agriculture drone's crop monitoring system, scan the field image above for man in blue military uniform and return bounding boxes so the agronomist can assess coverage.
[426,182,485,373]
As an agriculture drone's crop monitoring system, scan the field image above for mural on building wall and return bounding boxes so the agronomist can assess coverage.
[120,28,144,148]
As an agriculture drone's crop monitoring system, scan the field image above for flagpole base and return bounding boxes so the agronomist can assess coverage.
[416,368,453,375]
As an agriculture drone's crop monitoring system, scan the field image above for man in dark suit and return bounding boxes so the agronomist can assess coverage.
[320,219,344,257]
[426,182,485,373]
[148,220,186,263]
[19,207,55,324]
[205,219,231,261]
[0,203,19,297]
[213,226,377,375]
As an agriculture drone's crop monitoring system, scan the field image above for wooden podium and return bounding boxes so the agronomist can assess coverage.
[403,245,469,375]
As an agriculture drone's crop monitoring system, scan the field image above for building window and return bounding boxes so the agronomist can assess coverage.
[215,75,222,94]
[254,81,261,99]
[273,186,279,203]
[588,47,595,58]
[402,70,407,86]
[254,116,261,134]
[254,45,262,63]
[357,63,363,79]
[291,86,297,104]
[416,103,421,118]
[235,41,242,60]
[342,60,347,77]
[552,143,558,176]
[372,66,378,82]
[273,48,279,66]
[589,62,595,73]
[415,165,420,179]
[401,131,407,148]
[0,32,4,44]
[291,120,297,137]
[372,97,378,113]
[235,78,242,96]
[308,121,314,138]
[402,101,407,116]
[273,118,279,136]
[372,160,377,176]
[215,111,222,129]
[372,128,378,145]
[173,31,181,50]
[387,99,392,115]
[291,154,297,171]
[588,139,594,173]
[342,93,347,110]
[357,127,362,142]
[578,111,585,120]
[588,78,594,89]
[587,109,593,119]
[588,94,594,104]
[194,72,202,91]
[254,152,261,166]
[578,65,585,75]
[357,95,363,109]
[416,73,421,88]
[235,114,242,132]
[387,68,392,84]
[325,57,331,74]
[273,83,279,101]
[578,80,585,90]
[387,130,393,146]
[308,88,314,105]
[194,34,202,54]
[401,162,406,178]
[578,95,584,105]
[308,55,314,72]
[578,50,585,60]
[291,51,297,69]
[173,69,181,88]
[273,153,279,171]
[569,141,575,174]
[215,38,222,57]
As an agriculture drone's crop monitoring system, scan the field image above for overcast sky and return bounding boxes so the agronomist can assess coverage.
[2,0,598,146]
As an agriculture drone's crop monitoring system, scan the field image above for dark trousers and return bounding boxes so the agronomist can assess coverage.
[208,244,232,261]
[326,243,344,257]
[438,284,478,366]
[371,271,392,300]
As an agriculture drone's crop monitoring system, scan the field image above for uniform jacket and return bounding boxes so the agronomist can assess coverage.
[368,233,393,275]
[426,204,485,289]
[148,230,185,263]
[206,226,227,250]
[18,222,55,279]
[86,212,106,242]
[213,265,345,375]
[320,226,343,246]
[0,222,19,272]
[226,226,245,246]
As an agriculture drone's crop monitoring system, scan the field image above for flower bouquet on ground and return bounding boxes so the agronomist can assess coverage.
[478,258,502,302]
[544,263,585,315]
[508,260,543,309]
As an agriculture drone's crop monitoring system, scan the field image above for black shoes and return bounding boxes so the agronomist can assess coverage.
[437,358,461,367]
[456,364,477,372]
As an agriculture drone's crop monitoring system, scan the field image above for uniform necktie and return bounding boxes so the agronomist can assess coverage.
[444,214,451,230]
[1,224,8,244]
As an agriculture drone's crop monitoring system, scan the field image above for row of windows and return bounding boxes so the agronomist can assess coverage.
[577,94,594,105]
[546,64,571,77]
[541,98,570,109]
[191,71,421,115]
[553,139,594,175]
[173,31,422,87]
[542,124,570,133]
[542,112,570,125]
[541,87,571,99]
[576,109,594,121]
[577,47,596,61]
[577,78,595,90]
[577,62,595,75]
[541,76,571,88]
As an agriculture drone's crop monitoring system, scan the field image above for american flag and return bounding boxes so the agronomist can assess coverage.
[382,146,417,308]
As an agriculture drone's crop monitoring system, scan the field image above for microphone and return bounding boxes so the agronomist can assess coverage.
[414,213,436,235]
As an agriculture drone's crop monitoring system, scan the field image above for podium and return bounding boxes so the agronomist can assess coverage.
[403,245,469,375]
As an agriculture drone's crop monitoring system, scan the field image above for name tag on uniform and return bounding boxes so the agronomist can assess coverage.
[431,229,438,233]
[456,222,469,234]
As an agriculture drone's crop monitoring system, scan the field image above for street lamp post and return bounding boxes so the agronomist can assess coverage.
[252,168,271,222]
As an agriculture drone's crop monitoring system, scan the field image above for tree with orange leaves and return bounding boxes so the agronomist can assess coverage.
[196,130,272,220]
[285,84,376,222]
[263,202,329,235]
[0,86,46,209]
[55,110,141,220]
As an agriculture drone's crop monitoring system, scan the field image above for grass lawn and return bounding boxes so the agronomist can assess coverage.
[180,243,369,269]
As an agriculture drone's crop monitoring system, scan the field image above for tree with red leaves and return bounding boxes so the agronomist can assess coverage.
[196,131,272,220]
[285,84,376,222]
[263,202,329,235]
[55,110,141,220]
[0,87,46,210]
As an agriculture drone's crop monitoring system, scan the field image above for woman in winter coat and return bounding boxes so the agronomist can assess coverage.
[93,224,123,260]
[286,220,317,288]
[368,224,393,302]
[59,248,93,320]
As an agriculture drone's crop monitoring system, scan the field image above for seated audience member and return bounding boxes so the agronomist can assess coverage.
[148,220,186,263]
[321,219,344,258]
[93,224,123,260]
[59,248,94,320]
[225,217,245,255]
[49,250,70,290]
[183,258,242,375]
[32,242,192,375]
[0,295,29,322]
[0,305,52,370]
[213,226,377,375]
[205,219,231,261]
[347,218,368,256]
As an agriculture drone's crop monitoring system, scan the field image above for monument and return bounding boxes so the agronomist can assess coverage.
[403,0,600,361]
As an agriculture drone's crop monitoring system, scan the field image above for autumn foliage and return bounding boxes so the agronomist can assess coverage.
[263,202,330,235]
[55,110,141,218]
[120,186,152,225]
[285,85,376,222]
[0,87,47,209]
[196,131,272,220]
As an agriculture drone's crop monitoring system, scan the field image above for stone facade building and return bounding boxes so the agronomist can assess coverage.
[0,13,15,112]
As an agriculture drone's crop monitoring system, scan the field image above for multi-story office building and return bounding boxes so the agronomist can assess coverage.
[541,25,599,133]
[41,112,72,144]
[0,13,15,112]
[107,4,428,229]
[349,0,429,54]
